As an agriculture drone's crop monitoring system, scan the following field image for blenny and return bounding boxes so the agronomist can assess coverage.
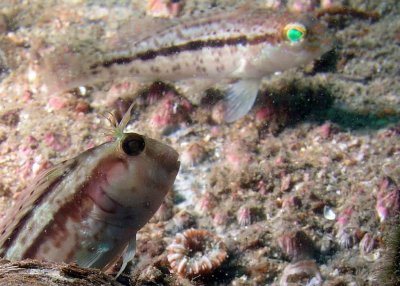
[43,5,333,122]
[0,105,180,276]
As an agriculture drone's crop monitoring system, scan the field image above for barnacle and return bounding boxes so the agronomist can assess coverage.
[279,260,322,286]
[167,228,227,278]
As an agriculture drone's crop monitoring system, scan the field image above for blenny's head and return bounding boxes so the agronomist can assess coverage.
[117,131,180,193]
[105,131,179,228]
[97,104,180,229]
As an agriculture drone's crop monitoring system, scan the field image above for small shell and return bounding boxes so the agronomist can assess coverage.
[323,205,336,220]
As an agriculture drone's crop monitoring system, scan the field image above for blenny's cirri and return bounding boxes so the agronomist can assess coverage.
[43,5,333,122]
[0,105,180,276]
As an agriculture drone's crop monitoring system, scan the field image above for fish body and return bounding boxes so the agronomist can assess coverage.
[44,6,333,121]
[0,108,180,275]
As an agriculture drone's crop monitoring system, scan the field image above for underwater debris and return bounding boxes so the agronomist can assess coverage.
[167,228,227,279]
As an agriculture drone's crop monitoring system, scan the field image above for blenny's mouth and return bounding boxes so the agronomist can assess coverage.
[160,150,181,173]
[174,160,181,172]
[145,137,180,173]
[300,16,334,55]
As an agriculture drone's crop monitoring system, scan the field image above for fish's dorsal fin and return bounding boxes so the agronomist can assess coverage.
[114,2,256,49]
[112,16,178,49]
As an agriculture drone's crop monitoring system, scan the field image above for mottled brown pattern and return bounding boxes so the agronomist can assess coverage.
[0,160,79,256]
[21,187,92,259]
[21,156,129,260]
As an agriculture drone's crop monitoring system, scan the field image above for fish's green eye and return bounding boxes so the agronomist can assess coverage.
[122,133,145,156]
[284,23,306,43]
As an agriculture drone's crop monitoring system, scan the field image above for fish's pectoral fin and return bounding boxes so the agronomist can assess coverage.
[223,79,260,122]
[116,236,136,278]
[76,242,112,269]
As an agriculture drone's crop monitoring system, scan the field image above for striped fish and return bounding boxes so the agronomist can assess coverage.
[0,105,180,276]
[41,5,333,122]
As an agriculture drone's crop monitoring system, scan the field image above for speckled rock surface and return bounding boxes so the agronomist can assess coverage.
[0,0,399,285]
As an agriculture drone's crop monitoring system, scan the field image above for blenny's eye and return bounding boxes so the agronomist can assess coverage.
[122,134,145,156]
[284,23,307,43]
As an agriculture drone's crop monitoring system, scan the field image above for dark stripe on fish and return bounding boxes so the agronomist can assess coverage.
[21,187,92,259]
[0,160,79,256]
[21,156,128,259]
[91,33,280,70]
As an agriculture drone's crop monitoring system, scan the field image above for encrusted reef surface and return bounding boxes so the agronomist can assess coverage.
[0,0,399,285]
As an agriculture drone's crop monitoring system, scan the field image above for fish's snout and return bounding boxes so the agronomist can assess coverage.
[160,148,181,174]
[146,137,180,174]
[307,20,334,54]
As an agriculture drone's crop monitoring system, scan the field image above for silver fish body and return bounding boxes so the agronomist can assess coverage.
[43,6,333,121]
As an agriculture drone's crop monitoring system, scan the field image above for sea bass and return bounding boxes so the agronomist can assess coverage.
[0,105,180,276]
[42,5,333,122]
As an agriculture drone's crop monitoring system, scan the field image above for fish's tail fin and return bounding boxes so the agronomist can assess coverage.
[36,43,105,94]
